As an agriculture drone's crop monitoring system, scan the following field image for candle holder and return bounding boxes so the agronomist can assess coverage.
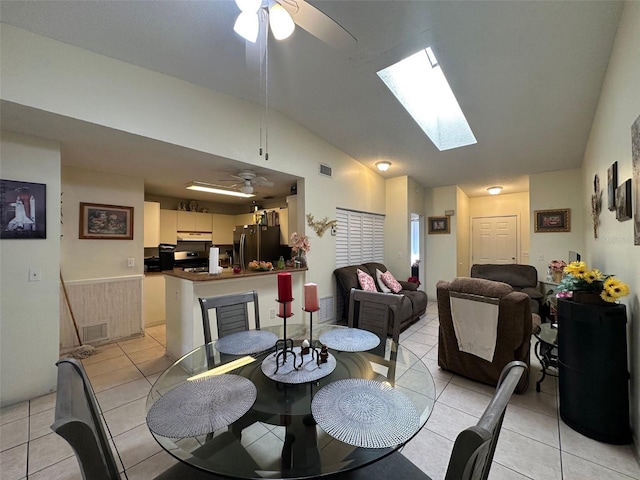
[273,299,298,374]
[298,308,321,366]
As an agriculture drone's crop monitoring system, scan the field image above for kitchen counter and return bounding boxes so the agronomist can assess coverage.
[163,266,307,282]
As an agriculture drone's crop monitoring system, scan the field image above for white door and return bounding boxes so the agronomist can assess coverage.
[472,216,518,265]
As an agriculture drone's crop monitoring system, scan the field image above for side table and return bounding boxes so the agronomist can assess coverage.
[533,323,558,392]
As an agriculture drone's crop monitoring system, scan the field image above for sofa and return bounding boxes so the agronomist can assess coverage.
[437,277,539,393]
[333,262,428,333]
[470,264,543,314]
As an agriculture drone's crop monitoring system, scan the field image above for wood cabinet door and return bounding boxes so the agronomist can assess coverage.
[160,209,177,244]
[194,212,213,232]
[143,201,160,247]
[212,214,235,245]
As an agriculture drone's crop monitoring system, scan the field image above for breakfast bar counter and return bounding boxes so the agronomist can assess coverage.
[164,267,308,359]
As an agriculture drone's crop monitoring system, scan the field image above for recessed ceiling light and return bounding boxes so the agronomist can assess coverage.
[376,161,392,172]
[186,181,255,198]
[487,186,502,195]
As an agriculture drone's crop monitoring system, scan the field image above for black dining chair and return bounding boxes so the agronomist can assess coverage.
[51,358,251,480]
[199,290,260,344]
[331,360,527,480]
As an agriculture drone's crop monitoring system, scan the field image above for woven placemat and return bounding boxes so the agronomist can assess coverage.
[311,379,420,448]
[146,374,256,438]
[261,347,336,384]
[215,330,279,355]
[319,328,380,352]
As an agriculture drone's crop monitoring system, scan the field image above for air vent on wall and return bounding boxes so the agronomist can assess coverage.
[319,163,333,177]
[318,296,335,322]
[83,323,108,343]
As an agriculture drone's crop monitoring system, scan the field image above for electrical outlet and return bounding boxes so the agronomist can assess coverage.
[269,308,276,320]
[127,257,135,267]
[29,267,41,282]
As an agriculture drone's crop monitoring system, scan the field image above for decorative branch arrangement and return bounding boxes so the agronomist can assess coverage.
[591,174,602,239]
[306,214,337,237]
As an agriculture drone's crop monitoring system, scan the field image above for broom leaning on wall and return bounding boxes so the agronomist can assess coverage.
[60,272,96,358]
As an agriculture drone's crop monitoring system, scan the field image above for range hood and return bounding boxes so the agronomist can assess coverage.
[176,232,212,241]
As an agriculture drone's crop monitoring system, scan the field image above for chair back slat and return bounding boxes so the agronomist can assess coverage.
[199,291,260,344]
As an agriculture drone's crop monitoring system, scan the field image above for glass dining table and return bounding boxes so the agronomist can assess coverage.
[146,322,436,479]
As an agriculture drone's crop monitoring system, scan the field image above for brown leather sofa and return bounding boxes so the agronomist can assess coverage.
[437,277,538,393]
[470,263,543,314]
[333,262,427,333]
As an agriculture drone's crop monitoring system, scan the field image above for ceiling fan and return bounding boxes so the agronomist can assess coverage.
[220,170,274,194]
[233,0,356,50]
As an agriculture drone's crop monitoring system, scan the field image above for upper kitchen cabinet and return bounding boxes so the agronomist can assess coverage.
[279,207,289,245]
[212,214,235,245]
[160,209,177,244]
[144,201,160,248]
[177,211,213,232]
[235,213,254,226]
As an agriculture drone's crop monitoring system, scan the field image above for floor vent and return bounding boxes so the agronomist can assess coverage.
[318,296,335,322]
[83,323,108,343]
[319,163,332,177]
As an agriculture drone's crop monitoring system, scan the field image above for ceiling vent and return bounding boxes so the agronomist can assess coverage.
[319,163,332,177]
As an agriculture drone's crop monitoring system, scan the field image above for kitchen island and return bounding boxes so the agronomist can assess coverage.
[164,267,307,359]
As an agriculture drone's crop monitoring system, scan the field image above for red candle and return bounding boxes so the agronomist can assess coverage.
[278,302,292,318]
[277,272,292,301]
[304,283,319,311]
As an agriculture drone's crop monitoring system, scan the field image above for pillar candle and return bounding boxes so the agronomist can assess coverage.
[277,272,292,301]
[278,302,292,318]
[304,283,319,311]
[209,247,219,274]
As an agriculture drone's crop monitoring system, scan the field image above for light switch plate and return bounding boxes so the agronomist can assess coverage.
[29,267,41,282]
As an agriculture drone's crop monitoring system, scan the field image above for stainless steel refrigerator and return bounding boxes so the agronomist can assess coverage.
[233,225,281,268]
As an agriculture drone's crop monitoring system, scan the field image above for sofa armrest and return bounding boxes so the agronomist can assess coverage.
[399,280,417,291]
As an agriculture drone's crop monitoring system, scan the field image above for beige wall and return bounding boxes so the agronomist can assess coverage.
[456,187,470,276]
[580,2,640,451]
[0,132,61,406]
[385,176,410,278]
[425,186,458,298]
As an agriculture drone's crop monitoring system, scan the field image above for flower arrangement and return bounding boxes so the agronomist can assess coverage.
[407,276,421,287]
[548,260,566,273]
[290,232,311,254]
[559,261,630,303]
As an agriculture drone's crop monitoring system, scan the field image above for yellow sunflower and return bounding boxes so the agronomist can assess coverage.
[564,261,587,278]
[602,277,630,302]
[583,269,602,283]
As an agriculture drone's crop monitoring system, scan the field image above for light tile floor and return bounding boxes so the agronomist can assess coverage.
[2,303,639,479]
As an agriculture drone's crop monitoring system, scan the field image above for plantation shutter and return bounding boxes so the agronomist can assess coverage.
[335,208,385,268]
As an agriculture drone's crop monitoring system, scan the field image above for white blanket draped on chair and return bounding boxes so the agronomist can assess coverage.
[450,292,499,362]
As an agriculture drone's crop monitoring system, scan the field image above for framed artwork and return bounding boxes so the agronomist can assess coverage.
[607,162,618,211]
[615,179,632,221]
[79,202,134,239]
[428,216,450,234]
[632,114,640,245]
[0,179,47,239]
[534,209,570,233]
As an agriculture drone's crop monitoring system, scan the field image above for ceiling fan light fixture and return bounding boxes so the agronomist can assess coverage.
[235,0,261,13]
[269,3,295,40]
[234,11,260,43]
[487,186,502,195]
[240,184,255,194]
[186,181,255,198]
[376,161,392,172]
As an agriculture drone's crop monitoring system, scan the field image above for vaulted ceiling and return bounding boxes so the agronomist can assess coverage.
[0,1,624,203]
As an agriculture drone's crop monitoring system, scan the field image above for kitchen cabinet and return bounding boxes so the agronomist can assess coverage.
[235,213,254,226]
[279,207,289,245]
[160,209,177,244]
[286,195,298,246]
[144,201,160,247]
[212,214,235,245]
[177,211,212,232]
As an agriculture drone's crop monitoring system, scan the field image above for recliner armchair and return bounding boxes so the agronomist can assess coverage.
[470,263,543,314]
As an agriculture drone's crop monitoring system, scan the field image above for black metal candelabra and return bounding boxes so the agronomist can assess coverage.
[274,298,298,374]
[298,308,320,367]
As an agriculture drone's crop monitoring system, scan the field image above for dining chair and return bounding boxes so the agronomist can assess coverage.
[199,290,260,344]
[51,358,245,480]
[331,360,527,480]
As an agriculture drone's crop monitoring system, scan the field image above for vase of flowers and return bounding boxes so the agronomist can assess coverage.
[549,260,566,283]
[290,232,310,268]
[559,261,629,305]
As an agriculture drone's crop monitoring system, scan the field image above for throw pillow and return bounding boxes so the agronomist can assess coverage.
[357,268,377,292]
[375,269,392,293]
[380,270,403,294]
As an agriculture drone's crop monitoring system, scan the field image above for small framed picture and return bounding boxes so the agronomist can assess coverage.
[79,202,134,240]
[0,179,47,239]
[615,179,632,221]
[534,209,571,233]
[428,216,450,234]
[608,162,618,211]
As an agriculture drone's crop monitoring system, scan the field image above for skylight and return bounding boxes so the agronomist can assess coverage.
[377,47,477,151]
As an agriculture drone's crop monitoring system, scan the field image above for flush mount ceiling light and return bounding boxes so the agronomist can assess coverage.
[186,182,255,198]
[233,0,295,43]
[376,161,392,172]
[487,186,503,195]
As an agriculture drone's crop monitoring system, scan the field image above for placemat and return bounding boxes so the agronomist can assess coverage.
[311,379,420,448]
[146,374,256,438]
[319,328,380,352]
[215,330,279,355]
[261,347,336,384]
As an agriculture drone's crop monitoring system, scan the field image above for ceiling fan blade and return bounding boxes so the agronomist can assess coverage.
[253,176,274,187]
[282,0,356,49]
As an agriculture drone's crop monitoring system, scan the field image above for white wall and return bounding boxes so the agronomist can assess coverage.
[385,176,410,278]
[0,132,61,406]
[529,169,585,280]
[456,187,470,276]
[579,2,640,451]
[425,185,458,298]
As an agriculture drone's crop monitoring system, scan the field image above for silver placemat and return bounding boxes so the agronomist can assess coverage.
[146,374,256,438]
[319,328,381,352]
[215,330,279,355]
[311,379,420,448]
[261,347,336,384]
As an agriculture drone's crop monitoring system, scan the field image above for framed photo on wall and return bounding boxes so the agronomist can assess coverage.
[608,162,618,211]
[428,216,450,234]
[615,179,632,221]
[79,202,134,239]
[534,208,571,233]
[0,179,47,239]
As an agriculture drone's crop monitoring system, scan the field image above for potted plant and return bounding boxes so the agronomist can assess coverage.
[558,261,629,304]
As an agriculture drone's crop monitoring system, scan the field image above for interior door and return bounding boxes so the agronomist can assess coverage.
[472,216,518,265]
